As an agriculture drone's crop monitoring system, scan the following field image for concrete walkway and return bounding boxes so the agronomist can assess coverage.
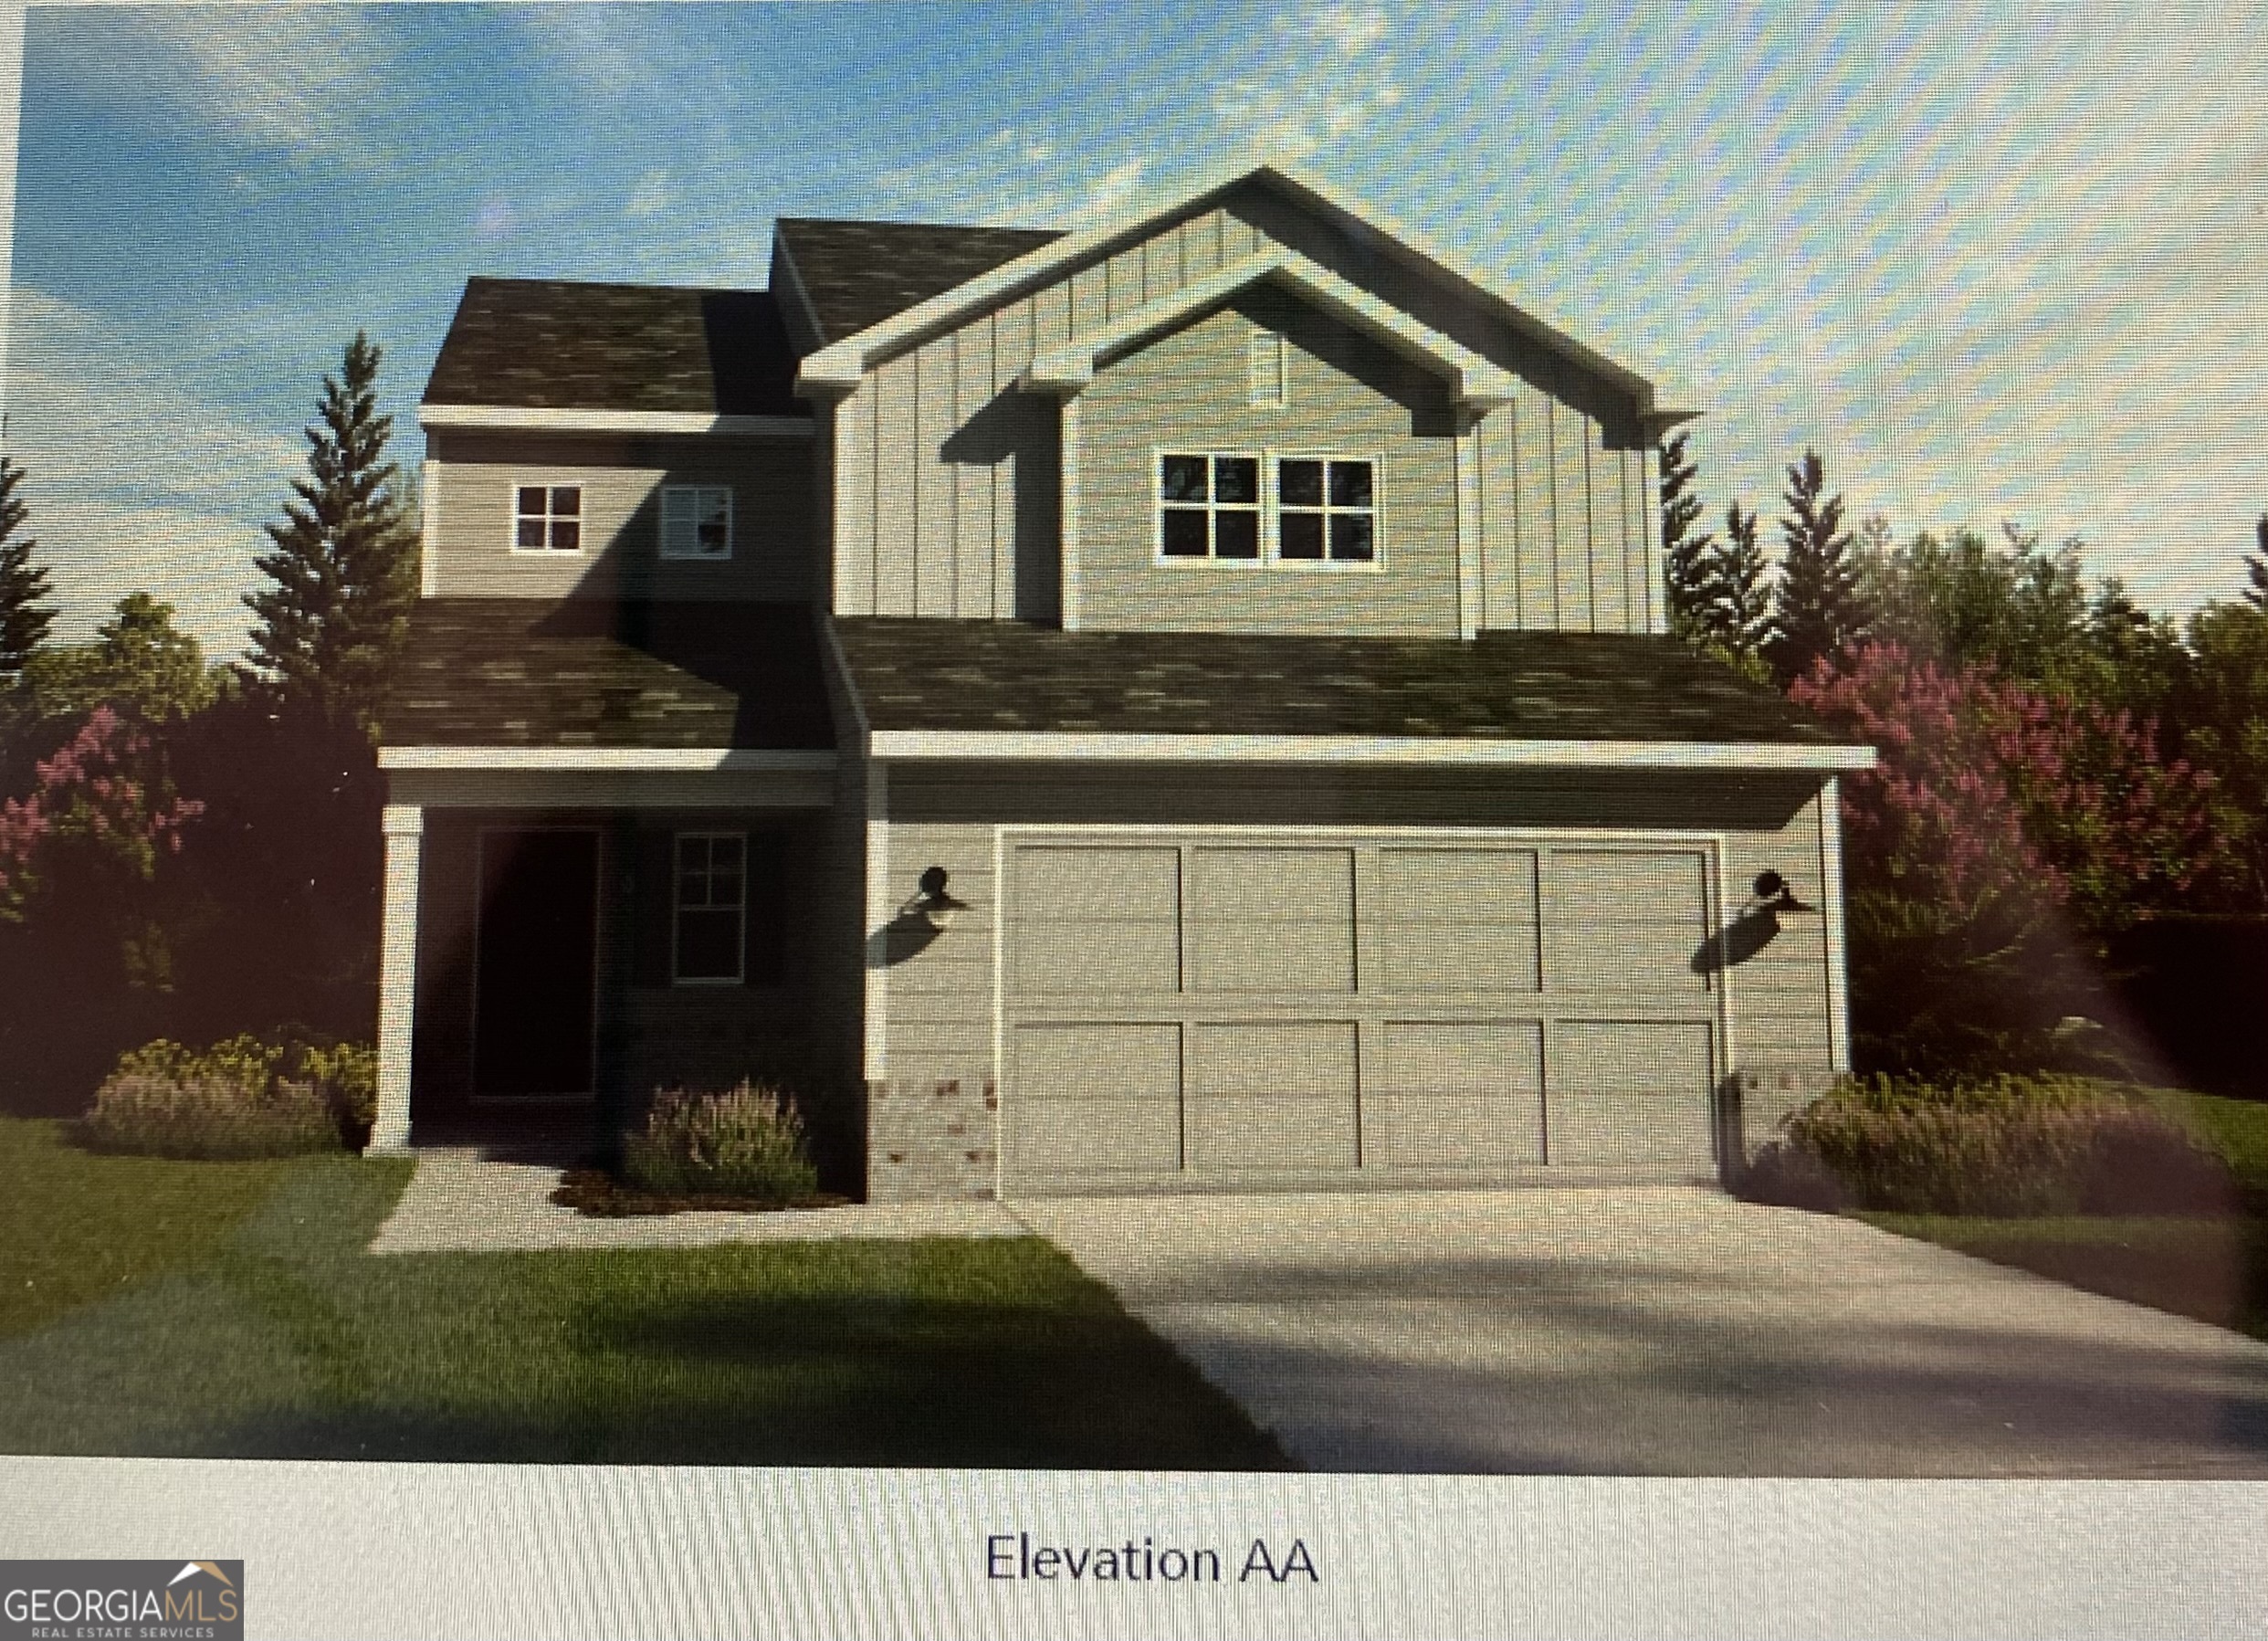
[1015,1185,2268,1477]
[368,1149,1024,1253]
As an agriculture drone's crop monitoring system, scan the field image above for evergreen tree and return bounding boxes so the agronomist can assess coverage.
[1658,431,1716,642]
[0,455,55,679]
[2245,513,2268,612]
[1701,500,1775,660]
[244,332,417,728]
[1769,447,1868,684]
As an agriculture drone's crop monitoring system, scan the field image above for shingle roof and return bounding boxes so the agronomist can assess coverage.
[422,279,804,415]
[828,619,1860,746]
[774,218,1065,343]
[383,600,834,749]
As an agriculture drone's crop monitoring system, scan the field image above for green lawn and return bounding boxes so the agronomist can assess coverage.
[1865,1091,2268,1341]
[0,1119,1290,1467]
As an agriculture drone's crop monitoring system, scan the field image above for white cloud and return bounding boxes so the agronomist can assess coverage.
[2,286,309,656]
[45,6,414,170]
[624,168,676,221]
[873,130,1156,230]
[1212,3,1405,162]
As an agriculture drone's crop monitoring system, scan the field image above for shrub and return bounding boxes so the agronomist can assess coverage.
[87,1031,375,1153]
[1743,1073,2235,1217]
[622,1080,820,1204]
[79,1069,339,1160]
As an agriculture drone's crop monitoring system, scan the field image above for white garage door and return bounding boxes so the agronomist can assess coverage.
[1001,835,1721,1195]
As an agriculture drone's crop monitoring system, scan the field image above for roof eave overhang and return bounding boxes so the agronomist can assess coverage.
[418,405,815,437]
[861,731,1874,772]
[789,156,1685,416]
[1010,248,1518,412]
[377,746,837,773]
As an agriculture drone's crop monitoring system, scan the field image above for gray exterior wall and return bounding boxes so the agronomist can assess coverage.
[826,177,1657,634]
[859,763,1843,1199]
[1076,287,1462,637]
[423,429,814,601]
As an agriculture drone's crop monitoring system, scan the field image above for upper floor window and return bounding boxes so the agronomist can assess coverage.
[1276,457,1376,565]
[660,484,733,561]
[674,832,745,984]
[514,485,582,552]
[1157,453,1261,561]
[1249,331,1286,408]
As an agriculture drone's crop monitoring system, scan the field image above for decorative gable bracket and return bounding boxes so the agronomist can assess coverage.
[1009,248,1517,414]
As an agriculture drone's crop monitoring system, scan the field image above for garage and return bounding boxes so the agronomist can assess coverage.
[1000,833,1726,1195]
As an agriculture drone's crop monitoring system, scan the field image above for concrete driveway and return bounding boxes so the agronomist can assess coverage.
[1013,1185,2268,1476]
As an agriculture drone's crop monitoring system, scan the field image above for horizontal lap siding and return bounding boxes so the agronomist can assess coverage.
[1079,290,1461,636]
[835,183,1655,632]
[426,431,812,600]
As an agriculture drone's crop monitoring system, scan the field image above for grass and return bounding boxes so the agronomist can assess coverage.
[0,1117,296,1337]
[0,1118,1289,1467]
[1863,1090,2268,1341]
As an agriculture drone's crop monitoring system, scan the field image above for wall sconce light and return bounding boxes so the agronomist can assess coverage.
[907,866,969,931]
[1749,870,1819,916]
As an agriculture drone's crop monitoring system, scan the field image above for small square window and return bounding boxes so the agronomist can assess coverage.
[661,485,733,560]
[513,484,584,552]
[1274,456,1375,569]
[1157,452,1261,564]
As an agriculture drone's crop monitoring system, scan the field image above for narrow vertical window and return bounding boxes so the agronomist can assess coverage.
[674,832,746,984]
[1248,330,1286,408]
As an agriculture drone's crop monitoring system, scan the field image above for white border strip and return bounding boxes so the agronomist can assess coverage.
[378,746,837,773]
[419,404,815,437]
[866,731,1874,771]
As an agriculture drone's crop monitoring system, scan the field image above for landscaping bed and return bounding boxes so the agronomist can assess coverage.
[550,1167,848,1217]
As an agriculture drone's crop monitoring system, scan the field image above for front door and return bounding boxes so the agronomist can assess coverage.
[473,828,599,1098]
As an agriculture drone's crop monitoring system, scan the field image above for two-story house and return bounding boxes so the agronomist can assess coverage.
[372,160,1873,1201]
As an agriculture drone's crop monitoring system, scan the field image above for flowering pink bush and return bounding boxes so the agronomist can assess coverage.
[0,706,204,920]
[1791,643,2222,931]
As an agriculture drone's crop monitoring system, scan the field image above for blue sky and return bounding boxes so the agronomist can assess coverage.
[5,0,2264,653]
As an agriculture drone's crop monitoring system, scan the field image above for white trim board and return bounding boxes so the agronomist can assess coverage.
[1016,248,1518,412]
[793,156,1694,423]
[378,746,838,773]
[864,731,1875,772]
[420,405,815,437]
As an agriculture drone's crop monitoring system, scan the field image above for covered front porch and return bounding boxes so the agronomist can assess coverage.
[370,757,859,1173]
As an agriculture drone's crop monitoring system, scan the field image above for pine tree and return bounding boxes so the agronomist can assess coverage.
[0,455,56,680]
[2245,513,2268,612]
[244,332,418,728]
[1769,447,1868,684]
[1659,431,1717,642]
[1702,500,1775,660]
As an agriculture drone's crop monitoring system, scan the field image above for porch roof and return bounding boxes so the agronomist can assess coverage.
[383,599,835,750]
[828,617,1866,753]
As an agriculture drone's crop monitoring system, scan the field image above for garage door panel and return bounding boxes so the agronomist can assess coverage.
[1376,848,1541,993]
[1010,920,1181,994]
[1188,1022,1358,1170]
[1549,1019,1716,1167]
[1186,847,1356,993]
[1368,1021,1546,1167]
[1545,849,1711,993]
[1009,1022,1182,1176]
[1013,846,1181,921]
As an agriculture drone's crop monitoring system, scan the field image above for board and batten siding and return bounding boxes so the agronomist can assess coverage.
[424,429,814,601]
[827,177,1658,635]
[1076,288,1461,636]
[861,765,1843,1146]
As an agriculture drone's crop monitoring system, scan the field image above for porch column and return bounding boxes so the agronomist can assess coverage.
[370,803,424,1152]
